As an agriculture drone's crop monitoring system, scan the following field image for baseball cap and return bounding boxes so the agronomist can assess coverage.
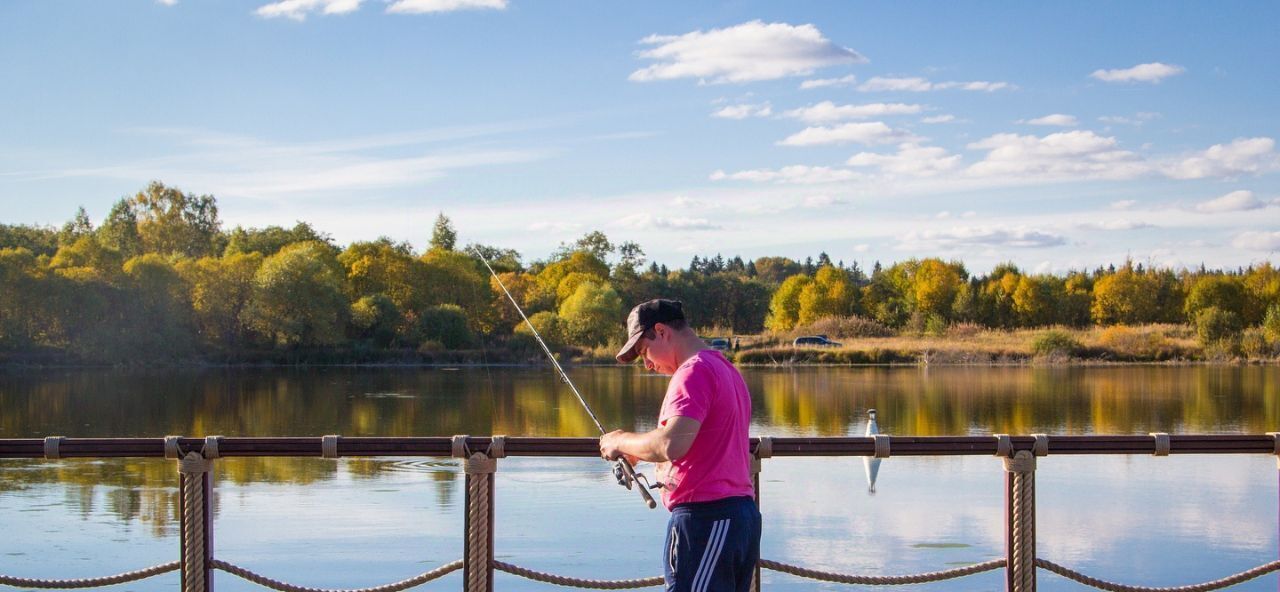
[615,299,685,363]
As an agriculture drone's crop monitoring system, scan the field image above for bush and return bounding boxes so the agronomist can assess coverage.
[1032,330,1081,357]
[794,315,895,339]
[1239,327,1276,359]
[923,314,948,337]
[1194,306,1242,346]
[415,304,474,349]
[1264,304,1280,343]
[1096,326,1178,361]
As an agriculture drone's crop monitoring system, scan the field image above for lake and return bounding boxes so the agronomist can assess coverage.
[1,365,1277,591]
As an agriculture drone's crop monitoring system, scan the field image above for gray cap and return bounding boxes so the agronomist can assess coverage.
[616,299,685,363]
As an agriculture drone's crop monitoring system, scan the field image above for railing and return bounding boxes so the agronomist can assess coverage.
[3,434,1280,592]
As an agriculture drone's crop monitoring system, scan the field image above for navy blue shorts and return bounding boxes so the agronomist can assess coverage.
[664,496,761,592]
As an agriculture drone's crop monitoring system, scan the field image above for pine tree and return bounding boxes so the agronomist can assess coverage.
[430,212,457,252]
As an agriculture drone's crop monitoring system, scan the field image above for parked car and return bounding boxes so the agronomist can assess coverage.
[706,337,731,351]
[793,335,841,348]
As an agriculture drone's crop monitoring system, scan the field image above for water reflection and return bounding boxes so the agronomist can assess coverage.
[0,365,1276,529]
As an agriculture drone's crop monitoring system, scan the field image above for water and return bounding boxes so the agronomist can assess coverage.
[1,365,1277,591]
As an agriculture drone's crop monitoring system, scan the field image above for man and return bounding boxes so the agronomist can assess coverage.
[600,299,761,592]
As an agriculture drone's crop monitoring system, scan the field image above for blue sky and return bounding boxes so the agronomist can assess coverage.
[1,1,1277,272]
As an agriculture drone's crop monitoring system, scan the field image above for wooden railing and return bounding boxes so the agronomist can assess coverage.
[2,434,1279,592]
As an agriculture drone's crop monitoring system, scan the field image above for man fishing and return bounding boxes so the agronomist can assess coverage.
[600,299,761,592]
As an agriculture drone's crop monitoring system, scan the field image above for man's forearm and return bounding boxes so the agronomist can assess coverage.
[611,428,673,463]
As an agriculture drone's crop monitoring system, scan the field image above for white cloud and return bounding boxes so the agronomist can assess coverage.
[669,196,707,209]
[782,101,923,123]
[386,0,506,13]
[710,165,859,184]
[1099,112,1161,126]
[778,121,918,147]
[1079,219,1153,230]
[920,115,955,124]
[858,76,1012,92]
[1232,231,1280,251]
[712,102,772,119]
[900,226,1067,249]
[1090,62,1185,83]
[1022,114,1079,127]
[255,0,362,20]
[799,75,857,90]
[852,244,870,253]
[1165,137,1280,179]
[964,131,1147,180]
[157,0,178,6]
[1110,200,1137,210]
[846,143,961,177]
[629,21,866,84]
[800,195,847,208]
[1195,190,1266,213]
[616,214,721,231]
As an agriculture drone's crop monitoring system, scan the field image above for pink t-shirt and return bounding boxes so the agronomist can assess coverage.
[657,350,755,509]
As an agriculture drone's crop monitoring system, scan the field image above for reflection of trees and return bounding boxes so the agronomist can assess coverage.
[2,366,1277,527]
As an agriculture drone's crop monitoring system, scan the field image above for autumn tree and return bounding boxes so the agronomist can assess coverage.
[224,222,329,257]
[243,241,348,347]
[559,281,623,346]
[765,274,813,331]
[1091,265,1158,325]
[178,251,263,349]
[130,182,223,257]
[1183,275,1245,321]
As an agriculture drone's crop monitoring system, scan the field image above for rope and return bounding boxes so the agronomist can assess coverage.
[759,558,1006,585]
[873,434,891,458]
[994,434,1012,457]
[493,562,664,589]
[1005,450,1036,592]
[465,453,493,592]
[0,562,181,589]
[180,451,211,592]
[322,435,340,459]
[212,559,464,592]
[43,436,64,459]
[1150,433,1170,456]
[1036,559,1280,592]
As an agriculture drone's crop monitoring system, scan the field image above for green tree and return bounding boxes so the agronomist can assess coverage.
[177,252,263,349]
[559,281,623,346]
[121,254,195,356]
[131,181,222,257]
[1242,263,1280,324]
[350,294,401,348]
[224,222,330,257]
[415,304,474,349]
[1183,275,1245,321]
[420,249,492,331]
[429,213,457,252]
[339,239,427,313]
[243,241,348,347]
[752,257,802,285]
[97,199,142,257]
[0,248,42,348]
[49,236,124,284]
[58,206,94,246]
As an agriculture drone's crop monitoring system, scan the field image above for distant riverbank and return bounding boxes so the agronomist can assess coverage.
[6,324,1275,368]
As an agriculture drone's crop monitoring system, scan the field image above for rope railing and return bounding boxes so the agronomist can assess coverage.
[2,433,1278,592]
[1035,559,1280,592]
[211,559,464,592]
[0,562,181,589]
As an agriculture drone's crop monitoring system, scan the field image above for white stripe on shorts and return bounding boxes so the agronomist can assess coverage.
[692,518,729,592]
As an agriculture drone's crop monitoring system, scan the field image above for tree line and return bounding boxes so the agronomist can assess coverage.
[1,182,1277,363]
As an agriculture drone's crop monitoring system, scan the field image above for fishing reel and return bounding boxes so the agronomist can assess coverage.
[613,461,663,491]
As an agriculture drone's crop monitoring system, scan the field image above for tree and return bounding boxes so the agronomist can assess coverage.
[97,199,142,258]
[765,274,813,331]
[338,239,427,313]
[1242,263,1280,324]
[0,248,42,348]
[224,222,330,257]
[350,294,401,348]
[752,257,801,285]
[49,236,123,284]
[429,213,457,252]
[420,249,493,332]
[131,182,222,257]
[554,230,614,261]
[559,281,623,346]
[58,206,94,246]
[617,241,646,271]
[797,266,854,326]
[1183,275,1245,321]
[1091,265,1157,325]
[912,259,964,320]
[177,252,263,349]
[0,224,59,257]
[120,254,195,356]
[243,241,348,347]
[415,304,474,349]
[466,243,522,273]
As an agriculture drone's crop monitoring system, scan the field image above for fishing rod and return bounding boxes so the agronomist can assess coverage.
[473,249,658,509]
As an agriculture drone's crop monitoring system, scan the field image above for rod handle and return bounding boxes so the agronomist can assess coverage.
[618,459,657,509]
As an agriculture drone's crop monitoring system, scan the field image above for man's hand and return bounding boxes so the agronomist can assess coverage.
[600,430,640,465]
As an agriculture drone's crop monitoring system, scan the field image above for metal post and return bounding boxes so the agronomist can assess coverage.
[1003,450,1036,592]
[751,437,772,592]
[456,436,497,592]
[178,451,214,592]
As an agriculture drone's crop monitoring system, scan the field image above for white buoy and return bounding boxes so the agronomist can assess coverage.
[863,409,881,494]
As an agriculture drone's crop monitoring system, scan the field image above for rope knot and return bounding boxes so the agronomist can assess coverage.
[202,436,222,459]
[179,451,211,474]
[1031,433,1049,457]
[1002,449,1036,473]
[43,436,65,460]
[164,435,183,459]
[873,434,891,458]
[464,452,497,475]
[487,435,507,459]
[1149,432,1170,456]
[321,435,340,459]
[451,435,471,459]
[993,434,1012,457]
[754,436,773,459]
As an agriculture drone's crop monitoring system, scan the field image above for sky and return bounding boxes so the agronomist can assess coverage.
[1,1,1277,273]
